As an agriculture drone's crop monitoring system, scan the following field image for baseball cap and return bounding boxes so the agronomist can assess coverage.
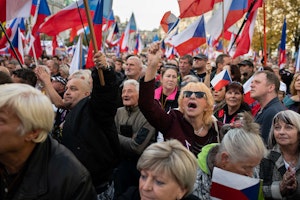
[193,53,208,60]
[51,76,67,85]
[238,60,254,67]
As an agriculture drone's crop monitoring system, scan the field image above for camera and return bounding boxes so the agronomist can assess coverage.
[120,125,133,137]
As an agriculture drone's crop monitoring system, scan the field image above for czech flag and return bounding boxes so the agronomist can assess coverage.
[0,0,32,22]
[39,0,98,36]
[170,16,206,56]
[160,11,179,33]
[9,27,24,64]
[211,69,232,91]
[0,18,22,48]
[119,13,137,52]
[31,0,51,35]
[85,0,104,69]
[279,18,287,69]
[211,167,264,200]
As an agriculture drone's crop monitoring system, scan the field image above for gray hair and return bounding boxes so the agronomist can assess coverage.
[0,83,54,143]
[137,139,198,196]
[268,110,300,149]
[123,79,139,92]
[218,112,266,163]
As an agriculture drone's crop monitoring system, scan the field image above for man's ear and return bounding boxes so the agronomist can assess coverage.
[25,129,40,142]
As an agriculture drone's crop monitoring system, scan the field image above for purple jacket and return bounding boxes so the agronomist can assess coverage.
[139,78,219,156]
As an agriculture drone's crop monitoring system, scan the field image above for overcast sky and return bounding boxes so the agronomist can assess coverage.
[112,0,180,31]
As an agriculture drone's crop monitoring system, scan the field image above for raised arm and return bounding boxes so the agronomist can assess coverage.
[144,42,162,82]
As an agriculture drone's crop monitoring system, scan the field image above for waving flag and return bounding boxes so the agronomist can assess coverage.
[0,18,22,48]
[178,0,222,18]
[296,46,300,73]
[39,0,98,36]
[106,22,119,47]
[31,0,38,16]
[279,18,287,69]
[224,0,249,32]
[211,167,264,200]
[70,35,86,74]
[85,0,104,69]
[233,9,258,58]
[31,0,51,34]
[103,10,115,31]
[211,69,232,91]
[9,27,24,63]
[160,11,179,33]
[0,0,32,22]
[119,13,137,52]
[170,16,206,56]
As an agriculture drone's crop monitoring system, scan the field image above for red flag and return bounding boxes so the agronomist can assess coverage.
[119,13,137,53]
[178,0,222,18]
[39,0,98,36]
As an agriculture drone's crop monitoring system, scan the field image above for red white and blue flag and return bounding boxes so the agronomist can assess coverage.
[279,18,287,69]
[31,0,51,35]
[119,13,137,52]
[0,18,22,48]
[9,27,24,63]
[233,7,260,58]
[0,0,32,22]
[31,0,38,16]
[39,0,98,36]
[86,0,104,69]
[211,69,232,91]
[160,11,179,33]
[103,10,115,31]
[170,16,206,56]
[211,167,264,200]
[178,0,222,18]
[106,22,119,47]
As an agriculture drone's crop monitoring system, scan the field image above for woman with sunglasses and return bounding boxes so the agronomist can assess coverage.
[139,42,220,156]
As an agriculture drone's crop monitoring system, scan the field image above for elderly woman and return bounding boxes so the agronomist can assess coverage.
[214,81,251,126]
[193,112,266,199]
[118,139,200,200]
[283,73,300,112]
[259,110,300,199]
[139,42,220,156]
[155,65,180,112]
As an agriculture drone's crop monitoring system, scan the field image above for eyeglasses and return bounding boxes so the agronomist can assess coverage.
[183,91,206,99]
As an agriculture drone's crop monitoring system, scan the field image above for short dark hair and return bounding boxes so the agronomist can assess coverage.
[12,68,37,87]
[254,70,280,93]
[216,54,230,66]
[180,55,193,66]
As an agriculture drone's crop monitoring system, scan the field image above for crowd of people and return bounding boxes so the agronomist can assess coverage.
[0,41,299,200]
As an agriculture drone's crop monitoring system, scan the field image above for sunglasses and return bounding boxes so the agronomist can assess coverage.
[183,91,206,99]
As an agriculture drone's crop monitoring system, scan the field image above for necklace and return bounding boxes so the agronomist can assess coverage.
[194,126,204,136]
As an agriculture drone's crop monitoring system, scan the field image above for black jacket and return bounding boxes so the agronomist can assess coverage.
[0,136,97,200]
[62,68,120,187]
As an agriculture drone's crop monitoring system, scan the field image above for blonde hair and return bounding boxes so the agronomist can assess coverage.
[69,69,92,92]
[137,139,198,196]
[178,82,214,126]
[0,83,54,143]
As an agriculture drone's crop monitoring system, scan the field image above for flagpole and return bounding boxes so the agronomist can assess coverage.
[83,0,105,86]
[0,23,23,68]
[263,2,267,66]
